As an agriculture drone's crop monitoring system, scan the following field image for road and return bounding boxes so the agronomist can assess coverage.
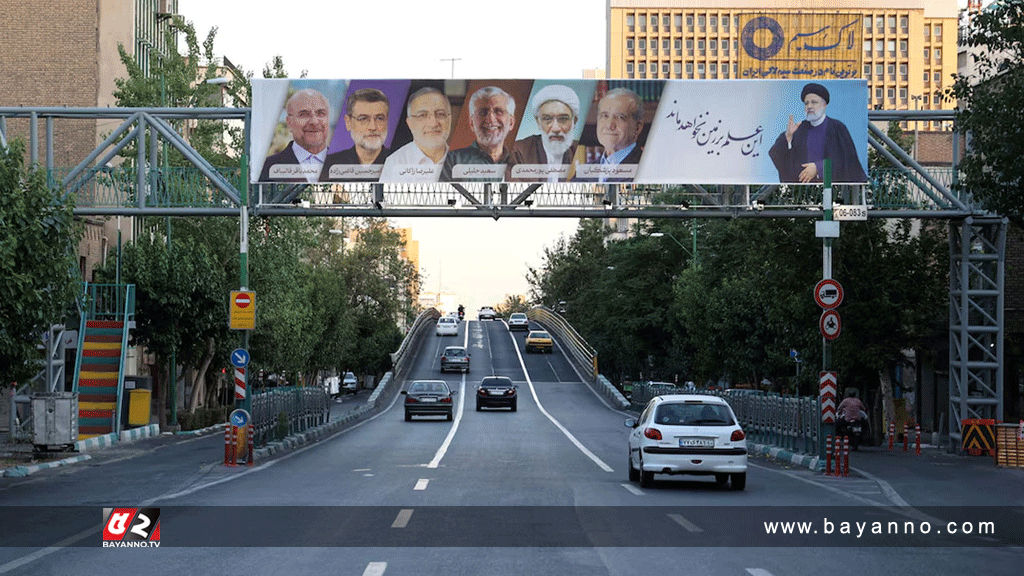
[0,319,1019,575]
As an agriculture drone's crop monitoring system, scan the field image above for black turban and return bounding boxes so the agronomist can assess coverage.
[800,83,830,104]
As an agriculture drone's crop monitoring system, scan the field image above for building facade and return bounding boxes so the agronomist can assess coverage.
[608,0,958,125]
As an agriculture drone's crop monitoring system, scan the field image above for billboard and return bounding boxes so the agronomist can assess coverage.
[737,13,864,80]
[251,78,868,186]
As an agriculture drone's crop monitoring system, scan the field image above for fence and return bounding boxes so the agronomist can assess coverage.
[527,306,597,382]
[250,386,329,448]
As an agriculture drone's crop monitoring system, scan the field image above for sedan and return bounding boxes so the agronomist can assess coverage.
[478,306,497,321]
[475,376,517,411]
[402,380,456,421]
[436,316,458,336]
[342,371,358,394]
[506,312,530,331]
[440,346,470,373]
[625,394,748,490]
[525,330,553,353]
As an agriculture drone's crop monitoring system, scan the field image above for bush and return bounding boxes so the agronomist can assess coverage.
[177,406,231,431]
[275,411,290,440]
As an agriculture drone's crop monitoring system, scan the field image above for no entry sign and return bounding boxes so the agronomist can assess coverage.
[229,290,256,330]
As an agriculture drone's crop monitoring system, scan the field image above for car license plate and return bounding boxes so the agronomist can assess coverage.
[852,426,862,433]
[490,390,506,396]
[679,437,714,448]
[420,397,437,403]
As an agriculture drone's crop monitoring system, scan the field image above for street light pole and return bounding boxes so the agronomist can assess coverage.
[911,94,923,160]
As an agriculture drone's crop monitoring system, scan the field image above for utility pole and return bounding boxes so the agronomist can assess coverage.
[440,58,461,79]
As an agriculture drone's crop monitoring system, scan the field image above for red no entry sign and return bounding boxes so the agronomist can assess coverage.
[234,293,251,308]
[229,290,256,330]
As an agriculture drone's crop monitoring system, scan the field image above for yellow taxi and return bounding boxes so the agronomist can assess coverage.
[525,330,553,354]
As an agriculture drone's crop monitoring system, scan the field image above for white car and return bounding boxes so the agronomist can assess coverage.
[436,316,458,336]
[478,306,497,321]
[625,394,748,490]
[506,312,529,331]
[342,371,358,394]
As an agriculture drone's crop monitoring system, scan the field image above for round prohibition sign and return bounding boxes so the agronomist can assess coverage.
[234,293,252,308]
[814,279,844,309]
[820,310,841,340]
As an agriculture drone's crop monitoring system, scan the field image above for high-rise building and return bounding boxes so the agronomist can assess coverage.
[608,1,958,125]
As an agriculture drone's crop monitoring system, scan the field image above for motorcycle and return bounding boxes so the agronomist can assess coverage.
[457,310,465,322]
[836,408,868,451]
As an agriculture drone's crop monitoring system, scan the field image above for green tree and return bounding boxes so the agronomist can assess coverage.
[495,295,530,317]
[946,0,1024,225]
[0,141,82,385]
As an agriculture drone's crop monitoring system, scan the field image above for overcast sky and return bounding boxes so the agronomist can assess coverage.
[176,0,607,313]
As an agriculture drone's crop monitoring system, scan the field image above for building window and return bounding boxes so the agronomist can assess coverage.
[887,63,896,79]
[698,39,705,56]
[875,87,883,102]
[662,38,669,54]
[923,94,930,106]
[627,38,634,56]
[674,62,682,76]
[924,48,930,62]
[723,15,729,32]
[733,62,738,76]
[924,24,929,38]
[723,65,730,79]
[888,15,896,33]
[934,24,942,38]
[876,16,884,32]
[675,14,682,32]
[864,16,871,33]
[863,40,871,55]
[674,38,682,56]
[934,71,941,84]
[733,39,738,52]
[876,40,884,57]
[650,14,658,32]
[639,62,646,76]
[710,39,718,56]
[687,38,694,56]
[900,63,908,81]
[662,61,669,77]
[687,14,694,32]
[627,14,634,32]
[934,48,941,64]
[663,14,670,29]
[864,64,871,79]
[900,15,908,33]
[639,15,646,31]
[639,38,646,55]
[923,71,930,84]
[722,39,729,56]
[686,62,693,78]
[900,39,908,57]
[651,41,658,56]
[876,63,884,77]
[899,87,908,105]
[697,63,705,78]
[710,15,717,32]
[887,87,896,104]
[887,39,896,57]
[698,14,706,32]
[710,62,718,77]
[626,62,634,78]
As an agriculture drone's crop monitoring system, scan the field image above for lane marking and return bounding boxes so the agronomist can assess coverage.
[414,478,429,490]
[0,527,99,574]
[667,513,703,532]
[391,509,414,528]
[426,371,466,469]
[620,483,644,496]
[363,562,388,576]
[509,330,613,473]
[745,570,775,576]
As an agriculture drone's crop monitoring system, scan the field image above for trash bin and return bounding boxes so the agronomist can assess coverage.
[31,392,78,449]
[123,376,152,428]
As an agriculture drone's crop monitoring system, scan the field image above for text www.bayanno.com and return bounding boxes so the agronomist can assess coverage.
[764,518,995,539]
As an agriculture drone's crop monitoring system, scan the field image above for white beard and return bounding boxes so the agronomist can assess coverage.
[806,109,826,126]
[542,131,571,162]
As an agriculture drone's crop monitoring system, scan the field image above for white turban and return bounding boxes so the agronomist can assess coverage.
[531,84,580,119]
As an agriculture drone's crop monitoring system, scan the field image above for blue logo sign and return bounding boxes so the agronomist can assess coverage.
[230,348,250,368]
[230,409,250,428]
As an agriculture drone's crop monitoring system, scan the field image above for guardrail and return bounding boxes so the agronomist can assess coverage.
[527,306,597,382]
[369,308,441,407]
[251,386,329,448]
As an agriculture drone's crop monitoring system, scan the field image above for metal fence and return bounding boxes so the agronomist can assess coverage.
[527,306,597,382]
[250,386,329,448]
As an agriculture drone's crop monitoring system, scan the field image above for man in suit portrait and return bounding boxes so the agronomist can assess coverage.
[768,82,866,184]
[380,86,452,182]
[441,86,516,182]
[576,87,645,182]
[258,88,331,183]
[320,88,391,182]
[508,84,581,182]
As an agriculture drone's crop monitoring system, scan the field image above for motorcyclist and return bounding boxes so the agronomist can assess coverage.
[457,304,465,321]
[836,389,868,449]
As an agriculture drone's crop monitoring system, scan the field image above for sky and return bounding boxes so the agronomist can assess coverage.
[176,0,607,313]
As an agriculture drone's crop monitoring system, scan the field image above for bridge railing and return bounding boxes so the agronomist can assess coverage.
[250,385,329,448]
[527,306,597,383]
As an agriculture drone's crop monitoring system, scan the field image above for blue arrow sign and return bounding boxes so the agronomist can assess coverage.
[230,348,250,368]
[230,409,250,428]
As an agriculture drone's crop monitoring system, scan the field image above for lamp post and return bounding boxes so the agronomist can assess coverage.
[910,94,923,160]
[649,229,697,267]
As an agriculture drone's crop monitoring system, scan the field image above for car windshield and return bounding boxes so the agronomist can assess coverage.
[411,382,449,394]
[444,348,466,356]
[481,378,512,388]
[653,403,734,426]
[530,332,550,339]
[510,314,526,320]
[439,318,454,324]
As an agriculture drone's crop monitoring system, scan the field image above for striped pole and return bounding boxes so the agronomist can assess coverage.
[833,436,842,476]
[247,423,254,466]
[842,436,850,476]
[223,423,232,466]
[915,423,922,455]
[888,422,895,450]
[903,423,909,452]
[825,434,833,475]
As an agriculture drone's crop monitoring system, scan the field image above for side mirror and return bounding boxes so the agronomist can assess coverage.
[624,418,637,428]
[400,391,408,395]
[450,390,458,396]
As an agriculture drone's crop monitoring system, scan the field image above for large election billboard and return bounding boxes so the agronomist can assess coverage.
[251,78,868,186]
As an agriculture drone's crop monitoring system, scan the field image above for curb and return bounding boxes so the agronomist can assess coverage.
[254,404,374,461]
[596,375,630,409]
[3,454,93,478]
[749,443,825,472]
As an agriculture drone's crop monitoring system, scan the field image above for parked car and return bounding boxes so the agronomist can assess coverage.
[525,330,553,353]
[507,312,530,331]
[342,371,358,394]
[440,346,470,373]
[476,376,517,411]
[436,316,458,336]
[625,394,748,490]
[478,306,497,321]
[402,380,456,421]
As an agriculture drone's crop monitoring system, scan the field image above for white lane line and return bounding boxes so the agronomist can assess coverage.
[745,569,775,576]
[414,478,429,490]
[667,513,703,532]
[363,562,388,576]
[426,371,466,469]
[509,331,614,473]
[620,483,644,496]
[391,509,414,528]
[0,526,99,575]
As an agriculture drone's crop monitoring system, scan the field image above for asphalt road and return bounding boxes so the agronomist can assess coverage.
[0,319,1019,575]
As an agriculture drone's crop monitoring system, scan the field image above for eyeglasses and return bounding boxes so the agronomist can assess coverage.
[350,114,388,125]
[409,110,450,122]
[539,114,573,127]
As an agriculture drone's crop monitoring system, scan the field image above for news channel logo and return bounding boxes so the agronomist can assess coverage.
[101,507,161,548]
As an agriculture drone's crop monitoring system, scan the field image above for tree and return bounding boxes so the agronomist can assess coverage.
[495,295,530,317]
[0,140,81,385]
[947,0,1024,226]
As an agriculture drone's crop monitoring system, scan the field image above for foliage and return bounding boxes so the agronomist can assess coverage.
[495,295,531,317]
[946,0,1024,225]
[0,140,82,385]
